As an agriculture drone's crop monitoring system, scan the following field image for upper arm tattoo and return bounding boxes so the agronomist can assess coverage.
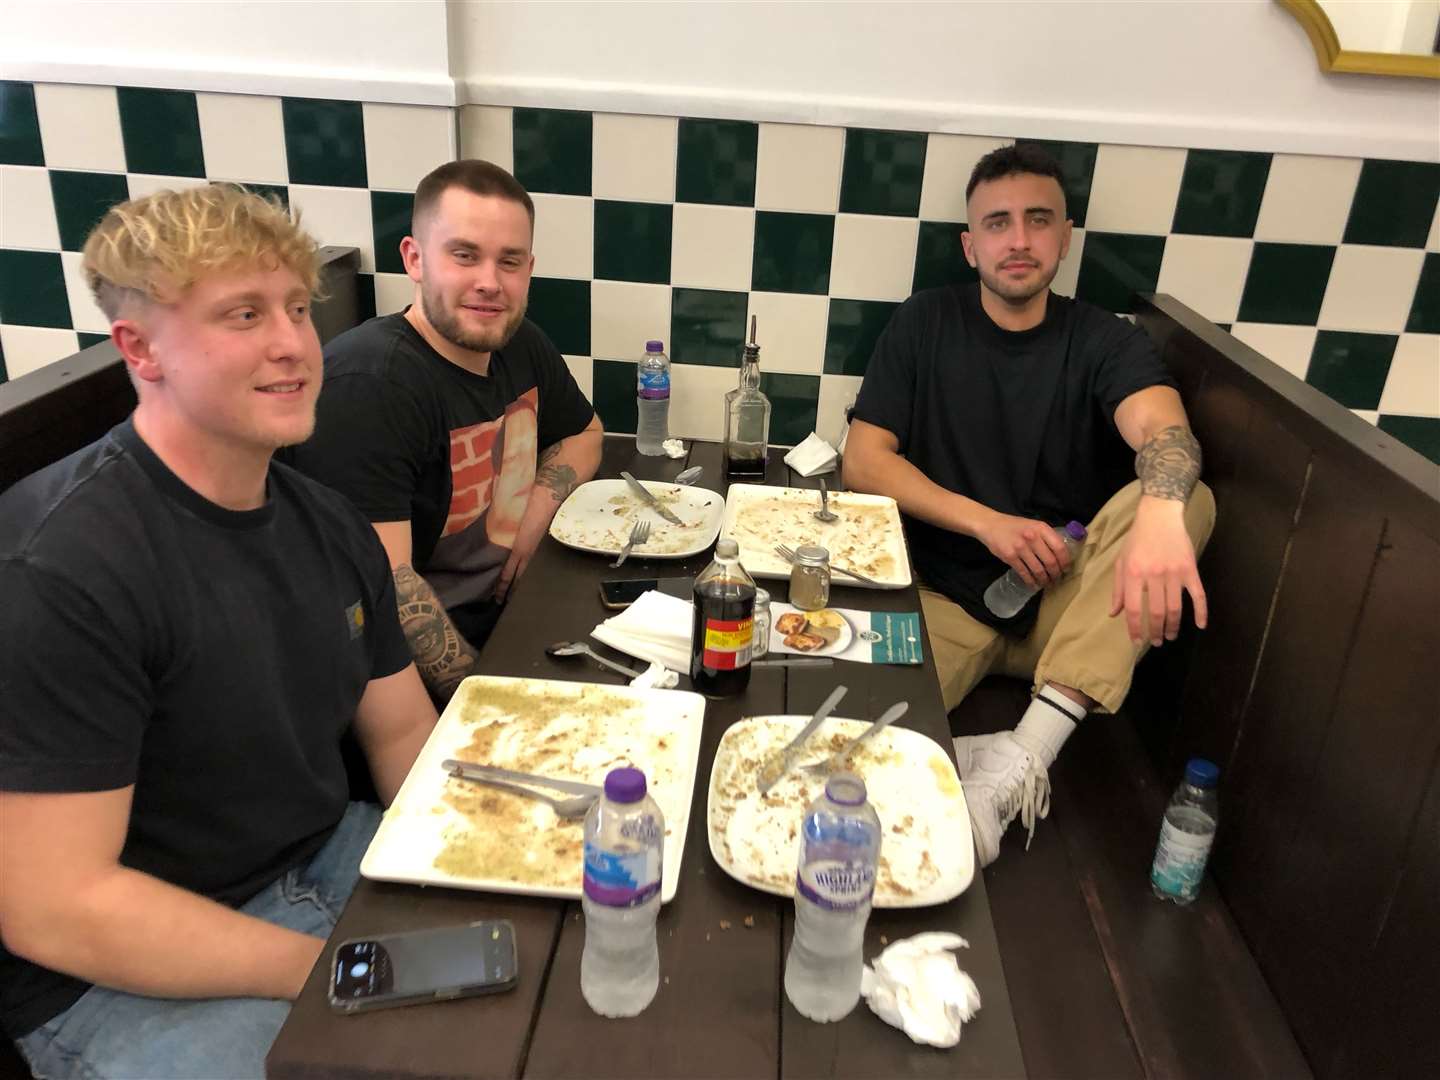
[535,442,579,503]
[392,563,479,700]
[1135,424,1203,502]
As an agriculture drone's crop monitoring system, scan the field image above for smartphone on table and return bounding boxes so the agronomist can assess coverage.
[328,920,518,1013]
[599,575,694,609]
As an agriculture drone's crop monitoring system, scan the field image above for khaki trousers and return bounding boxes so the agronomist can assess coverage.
[920,481,1216,715]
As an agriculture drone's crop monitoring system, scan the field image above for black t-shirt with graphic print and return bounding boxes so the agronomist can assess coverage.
[852,283,1174,634]
[285,312,595,641]
[0,419,411,1038]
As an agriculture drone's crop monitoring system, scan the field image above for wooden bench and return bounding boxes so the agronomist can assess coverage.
[960,293,1440,1078]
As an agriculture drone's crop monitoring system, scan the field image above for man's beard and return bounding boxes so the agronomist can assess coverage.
[977,259,1059,306]
[420,283,526,354]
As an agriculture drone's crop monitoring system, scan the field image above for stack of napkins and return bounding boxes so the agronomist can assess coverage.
[592,589,692,673]
[861,933,982,1048]
[783,432,839,478]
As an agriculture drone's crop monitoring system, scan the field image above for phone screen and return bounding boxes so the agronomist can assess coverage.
[330,921,517,1011]
[599,576,692,608]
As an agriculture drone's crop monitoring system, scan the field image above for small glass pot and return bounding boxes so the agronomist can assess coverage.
[752,588,772,658]
[789,545,831,611]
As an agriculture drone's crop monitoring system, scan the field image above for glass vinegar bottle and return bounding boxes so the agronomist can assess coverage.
[723,315,771,480]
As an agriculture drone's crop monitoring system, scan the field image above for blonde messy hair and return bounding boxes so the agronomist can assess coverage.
[81,184,322,320]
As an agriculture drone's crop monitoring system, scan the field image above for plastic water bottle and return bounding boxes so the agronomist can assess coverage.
[581,766,664,1016]
[983,520,1088,618]
[1150,757,1220,905]
[784,772,882,1022]
[635,340,670,455]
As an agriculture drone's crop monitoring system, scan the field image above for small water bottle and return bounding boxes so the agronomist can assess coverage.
[635,340,670,456]
[1150,757,1220,905]
[581,766,664,1016]
[784,772,882,1023]
[983,520,1087,618]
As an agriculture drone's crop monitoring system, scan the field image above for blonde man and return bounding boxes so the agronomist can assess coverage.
[0,186,437,1080]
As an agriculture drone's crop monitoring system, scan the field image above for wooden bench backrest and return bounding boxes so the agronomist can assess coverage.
[1137,294,1440,1079]
[0,247,361,494]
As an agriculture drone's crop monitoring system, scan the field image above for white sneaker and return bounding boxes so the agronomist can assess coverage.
[953,731,1052,868]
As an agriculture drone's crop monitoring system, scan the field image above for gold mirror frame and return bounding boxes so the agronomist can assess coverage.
[1279,0,1440,78]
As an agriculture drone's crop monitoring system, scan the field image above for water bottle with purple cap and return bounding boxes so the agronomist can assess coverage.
[635,339,670,455]
[581,766,664,1016]
[983,519,1089,619]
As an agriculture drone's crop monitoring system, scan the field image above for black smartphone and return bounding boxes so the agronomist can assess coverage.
[599,576,693,609]
[328,920,518,1013]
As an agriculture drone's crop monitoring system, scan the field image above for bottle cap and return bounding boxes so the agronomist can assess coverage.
[645,340,664,352]
[825,771,867,807]
[1184,757,1219,788]
[1065,520,1088,541]
[604,766,647,803]
[715,538,739,559]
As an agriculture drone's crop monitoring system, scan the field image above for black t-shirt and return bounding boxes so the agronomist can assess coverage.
[0,420,411,1038]
[283,313,594,639]
[852,284,1174,632]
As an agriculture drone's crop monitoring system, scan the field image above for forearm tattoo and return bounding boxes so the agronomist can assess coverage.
[535,442,579,503]
[393,563,480,700]
[1135,424,1203,502]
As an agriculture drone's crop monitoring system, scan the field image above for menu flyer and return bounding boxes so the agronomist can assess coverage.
[766,603,924,665]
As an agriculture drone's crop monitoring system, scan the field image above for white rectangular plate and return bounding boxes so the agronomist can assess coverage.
[707,715,973,907]
[549,478,724,559]
[362,675,706,903]
[719,484,911,588]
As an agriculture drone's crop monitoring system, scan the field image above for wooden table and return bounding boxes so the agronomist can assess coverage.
[267,436,1026,1080]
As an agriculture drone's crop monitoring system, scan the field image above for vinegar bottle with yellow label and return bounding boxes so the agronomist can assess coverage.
[689,538,756,697]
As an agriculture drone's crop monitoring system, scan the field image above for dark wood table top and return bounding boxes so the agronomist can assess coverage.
[267,436,1026,1080]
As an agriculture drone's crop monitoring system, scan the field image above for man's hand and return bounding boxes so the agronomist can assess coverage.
[495,509,550,603]
[1109,497,1208,645]
[975,511,1072,588]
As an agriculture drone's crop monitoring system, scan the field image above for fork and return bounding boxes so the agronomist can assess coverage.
[774,542,881,586]
[612,519,651,567]
[451,774,597,819]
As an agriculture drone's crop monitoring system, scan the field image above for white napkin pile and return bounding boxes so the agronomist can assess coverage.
[783,432,839,477]
[861,933,982,1048]
[591,589,692,674]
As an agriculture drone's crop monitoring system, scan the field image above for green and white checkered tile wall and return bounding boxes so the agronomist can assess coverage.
[3,81,1438,464]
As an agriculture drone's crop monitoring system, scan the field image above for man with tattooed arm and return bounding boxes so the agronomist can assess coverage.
[288,161,603,701]
[844,145,1215,868]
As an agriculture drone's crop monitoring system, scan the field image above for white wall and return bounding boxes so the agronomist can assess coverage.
[0,0,454,104]
[450,0,1439,161]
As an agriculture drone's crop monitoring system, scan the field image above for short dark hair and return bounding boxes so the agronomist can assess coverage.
[412,159,535,234]
[965,144,1067,205]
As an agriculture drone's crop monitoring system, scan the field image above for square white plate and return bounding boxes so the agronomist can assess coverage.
[706,714,973,907]
[549,478,725,558]
[719,484,911,588]
[361,675,706,903]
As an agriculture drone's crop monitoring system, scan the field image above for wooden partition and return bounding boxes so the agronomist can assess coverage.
[0,246,360,494]
[1136,294,1440,1079]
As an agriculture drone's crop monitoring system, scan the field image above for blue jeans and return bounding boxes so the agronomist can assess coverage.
[17,802,381,1080]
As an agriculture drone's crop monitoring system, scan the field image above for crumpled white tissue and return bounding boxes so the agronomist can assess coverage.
[629,660,679,689]
[783,432,839,478]
[860,932,981,1047]
[661,438,686,459]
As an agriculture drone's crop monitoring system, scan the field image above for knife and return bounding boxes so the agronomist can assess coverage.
[621,471,684,525]
[807,701,909,775]
[441,759,604,796]
[756,684,848,795]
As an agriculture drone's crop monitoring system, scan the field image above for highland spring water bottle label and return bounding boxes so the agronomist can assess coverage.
[1150,820,1212,901]
[583,837,661,907]
[638,368,670,400]
[796,859,876,911]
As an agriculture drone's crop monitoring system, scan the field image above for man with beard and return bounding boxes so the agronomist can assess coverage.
[287,160,603,701]
[843,145,1215,868]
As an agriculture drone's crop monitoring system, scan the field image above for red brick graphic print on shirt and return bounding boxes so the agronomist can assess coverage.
[425,387,539,609]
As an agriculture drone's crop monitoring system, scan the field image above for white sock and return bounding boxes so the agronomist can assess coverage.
[1013,685,1087,768]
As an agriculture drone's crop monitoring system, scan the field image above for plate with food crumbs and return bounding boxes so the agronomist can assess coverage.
[361,675,705,903]
[718,485,911,588]
[706,715,972,907]
[549,479,725,558]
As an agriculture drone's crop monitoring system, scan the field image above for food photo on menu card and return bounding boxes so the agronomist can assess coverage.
[766,604,924,664]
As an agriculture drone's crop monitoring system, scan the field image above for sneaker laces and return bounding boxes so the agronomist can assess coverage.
[991,754,1052,851]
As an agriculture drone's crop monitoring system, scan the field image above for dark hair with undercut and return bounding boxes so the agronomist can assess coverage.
[965,144,1067,205]
[412,159,535,234]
